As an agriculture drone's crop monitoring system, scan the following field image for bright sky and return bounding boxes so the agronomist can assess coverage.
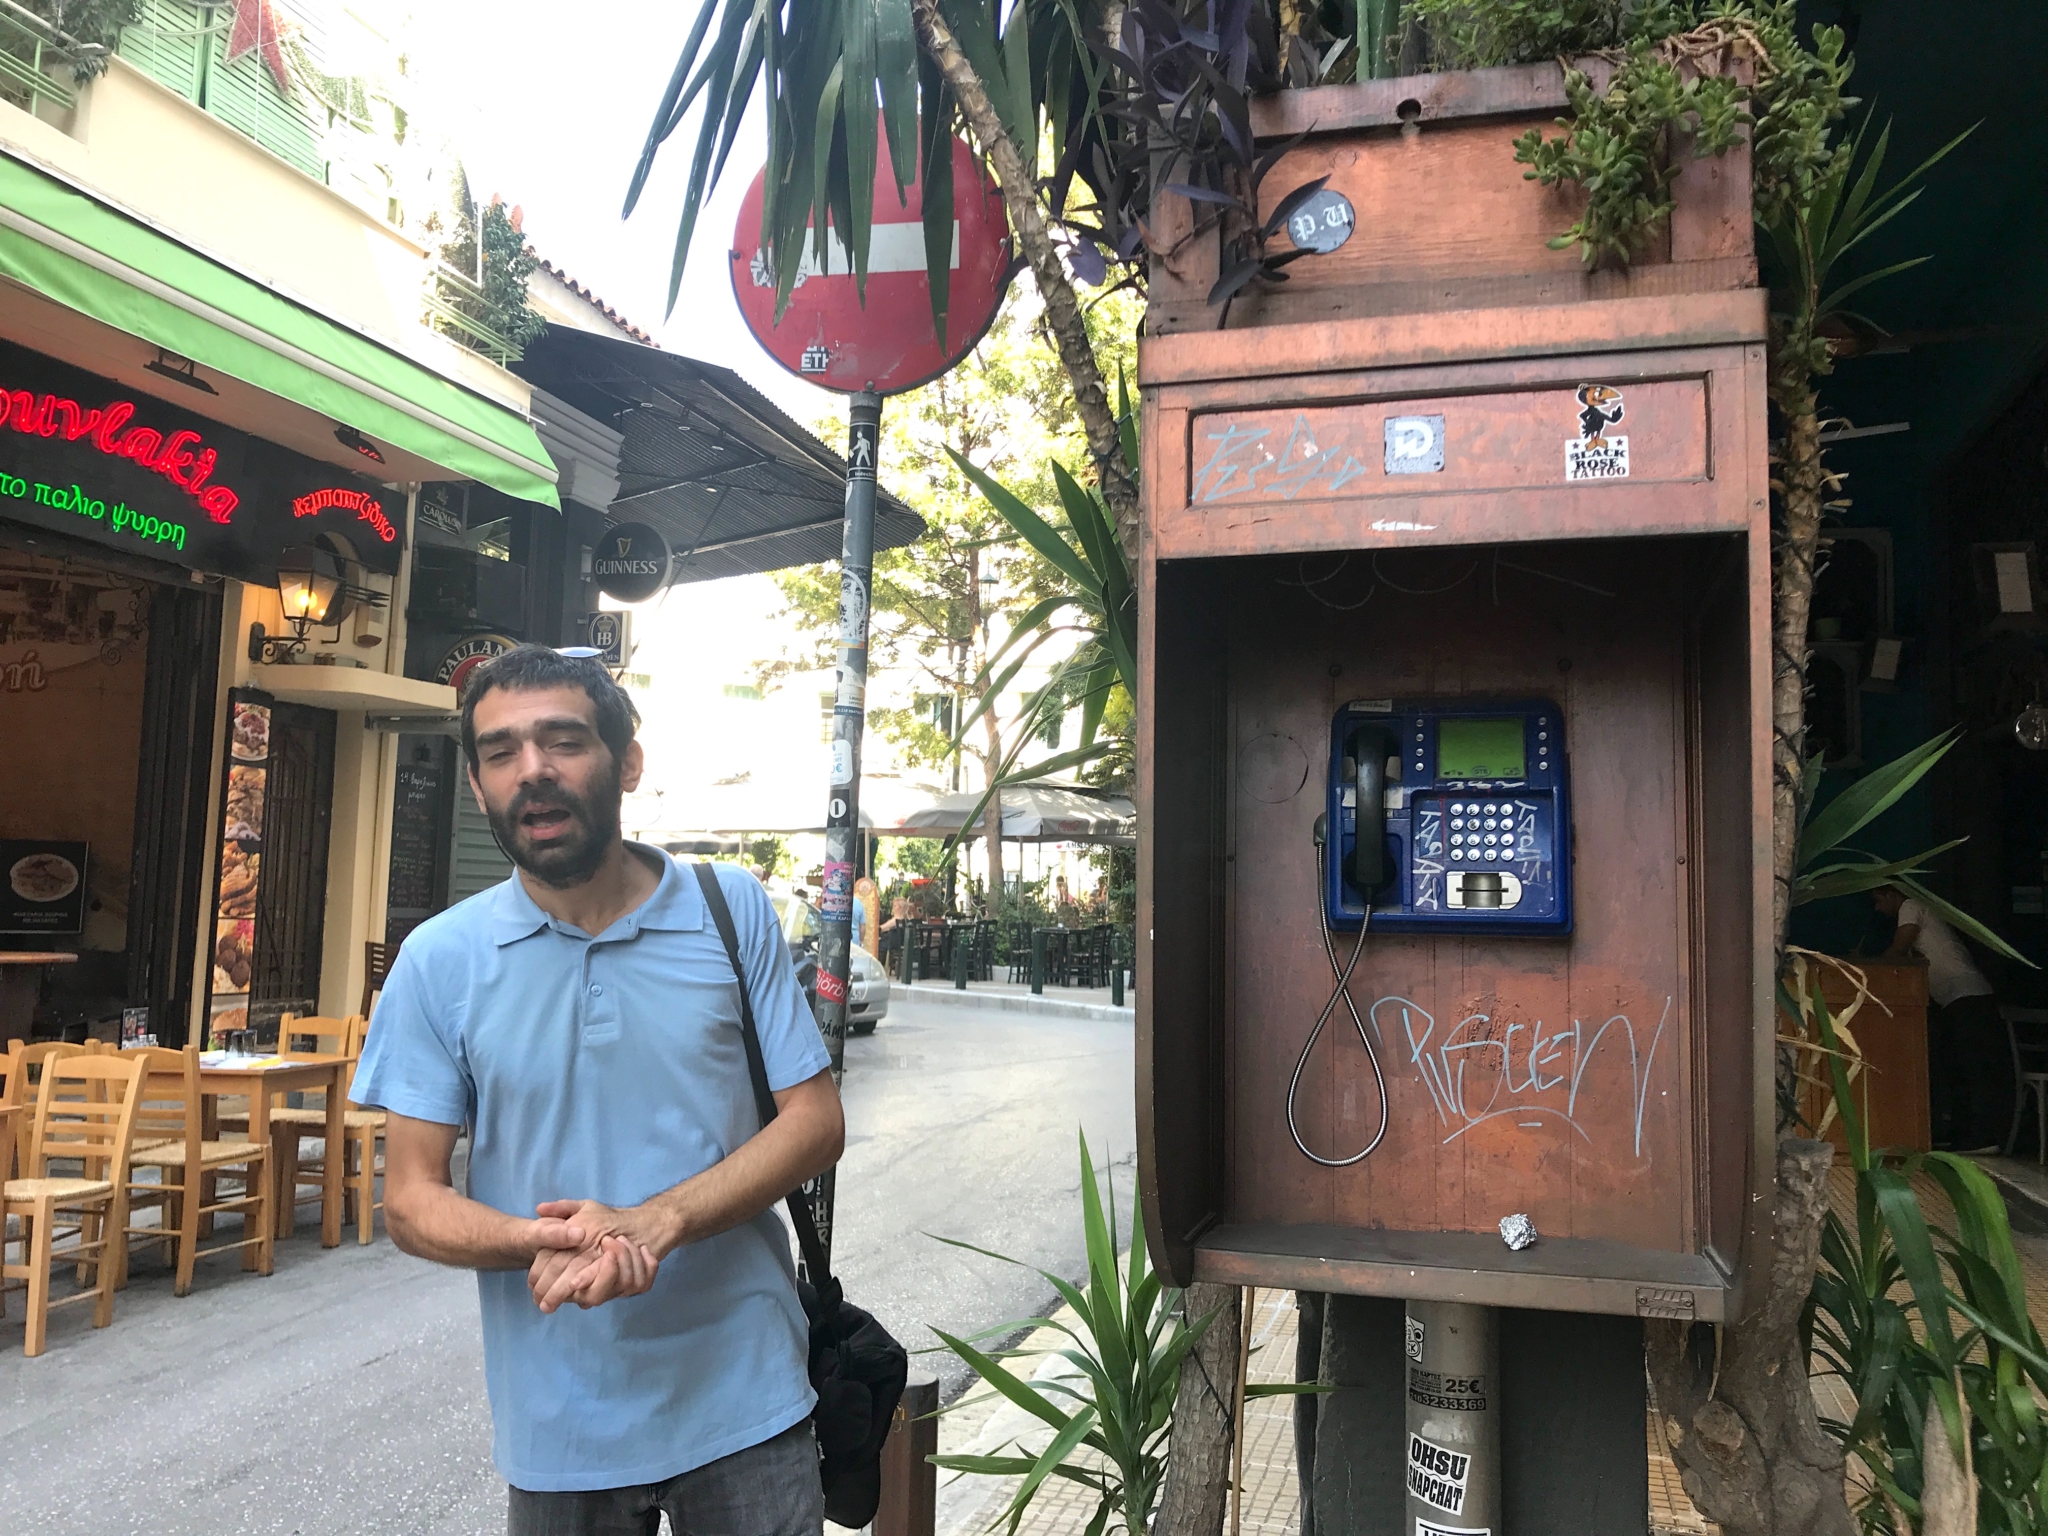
[408,1,829,426]
[405,3,841,818]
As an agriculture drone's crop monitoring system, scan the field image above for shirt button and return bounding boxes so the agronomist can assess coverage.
[590,983,603,996]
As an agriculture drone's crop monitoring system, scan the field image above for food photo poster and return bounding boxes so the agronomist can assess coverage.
[207,694,268,1046]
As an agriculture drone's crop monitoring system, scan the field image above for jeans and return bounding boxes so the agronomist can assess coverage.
[507,1420,823,1536]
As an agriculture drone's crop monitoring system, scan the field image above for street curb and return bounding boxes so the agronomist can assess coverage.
[1976,1159,2048,1235]
[901,981,1134,1023]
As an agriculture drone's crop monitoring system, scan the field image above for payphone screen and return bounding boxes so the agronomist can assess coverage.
[1436,717,1525,781]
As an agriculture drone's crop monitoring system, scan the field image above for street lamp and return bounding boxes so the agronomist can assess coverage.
[248,545,350,662]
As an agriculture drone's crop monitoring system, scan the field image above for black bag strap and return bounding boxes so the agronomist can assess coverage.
[692,861,834,1284]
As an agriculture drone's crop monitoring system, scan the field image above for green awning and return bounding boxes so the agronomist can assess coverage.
[0,150,559,508]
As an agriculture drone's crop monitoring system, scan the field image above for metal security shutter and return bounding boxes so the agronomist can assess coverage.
[117,0,210,102]
[126,580,223,1049]
[449,787,512,906]
[248,702,334,1034]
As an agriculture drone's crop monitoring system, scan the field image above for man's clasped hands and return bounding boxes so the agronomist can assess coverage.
[523,1198,676,1314]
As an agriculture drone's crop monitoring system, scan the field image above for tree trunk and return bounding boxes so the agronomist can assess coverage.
[1646,1138,1855,1536]
[1769,375,1826,950]
[1156,1281,1241,1536]
[981,785,1003,899]
[910,0,1142,558]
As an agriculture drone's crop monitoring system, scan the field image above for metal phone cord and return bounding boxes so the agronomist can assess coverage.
[1287,836,1389,1166]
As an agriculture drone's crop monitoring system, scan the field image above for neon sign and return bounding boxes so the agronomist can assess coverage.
[292,486,396,543]
[0,389,240,524]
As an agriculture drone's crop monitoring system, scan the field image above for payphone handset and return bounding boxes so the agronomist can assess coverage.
[1325,699,1573,936]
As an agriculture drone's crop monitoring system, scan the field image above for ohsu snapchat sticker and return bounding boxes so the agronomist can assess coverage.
[1565,383,1629,481]
[1407,1433,1472,1516]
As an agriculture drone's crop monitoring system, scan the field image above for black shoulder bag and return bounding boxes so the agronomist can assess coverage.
[691,863,908,1529]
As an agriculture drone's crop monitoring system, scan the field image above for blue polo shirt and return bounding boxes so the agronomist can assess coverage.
[351,851,831,1493]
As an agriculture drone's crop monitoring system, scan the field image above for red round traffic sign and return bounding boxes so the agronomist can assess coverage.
[730,129,1011,396]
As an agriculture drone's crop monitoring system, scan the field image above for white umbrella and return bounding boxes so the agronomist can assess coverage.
[889,783,1135,844]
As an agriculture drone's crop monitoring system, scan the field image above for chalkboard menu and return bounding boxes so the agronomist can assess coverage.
[388,761,443,913]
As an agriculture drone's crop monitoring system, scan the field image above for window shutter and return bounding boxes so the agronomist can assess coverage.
[117,0,211,103]
[200,27,322,181]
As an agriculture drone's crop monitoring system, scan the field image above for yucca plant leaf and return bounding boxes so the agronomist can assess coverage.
[1797,730,1958,871]
[1000,1403,1100,1529]
[949,448,1099,592]
[1891,873,2035,967]
[932,1326,1082,1434]
[1868,1166,1957,1374]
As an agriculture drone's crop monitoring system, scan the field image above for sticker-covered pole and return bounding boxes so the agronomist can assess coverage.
[804,387,881,1272]
[1405,1300,1500,1536]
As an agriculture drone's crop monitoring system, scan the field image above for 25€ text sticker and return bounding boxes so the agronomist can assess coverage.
[1408,1434,1472,1516]
[1565,383,1629,481]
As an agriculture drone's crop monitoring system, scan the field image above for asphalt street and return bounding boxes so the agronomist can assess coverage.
[0,994,1135,1535]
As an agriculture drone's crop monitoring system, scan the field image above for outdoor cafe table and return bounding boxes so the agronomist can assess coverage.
[197,1053,350,1247]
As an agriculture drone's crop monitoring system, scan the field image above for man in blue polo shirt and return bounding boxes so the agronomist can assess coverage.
[353,645,842,1536]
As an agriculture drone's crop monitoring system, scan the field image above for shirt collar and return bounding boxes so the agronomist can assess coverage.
[488,842,704,946]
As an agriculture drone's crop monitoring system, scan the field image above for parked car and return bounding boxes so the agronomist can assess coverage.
[772,891,892,1035]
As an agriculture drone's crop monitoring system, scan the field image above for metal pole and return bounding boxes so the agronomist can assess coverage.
[807,388,881,1272]
[1404,1301,1500,1536]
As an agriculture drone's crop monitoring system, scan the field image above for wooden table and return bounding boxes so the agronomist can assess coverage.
[198,1054,350,1247]
[0,952,77,1041]
[1787,959,1932,1154]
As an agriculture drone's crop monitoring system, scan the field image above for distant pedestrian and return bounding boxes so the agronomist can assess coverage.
[1875,884,2013,1152]
[354,645,842,1535]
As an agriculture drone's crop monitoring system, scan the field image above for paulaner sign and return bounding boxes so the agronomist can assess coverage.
[0,340,403,581]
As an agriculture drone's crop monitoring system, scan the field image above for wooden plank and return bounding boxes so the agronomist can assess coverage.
[1246,63,1572,138]
[1186,378,1710,508]
[1191,1219,1733,1320]
[1139,291,1767,388]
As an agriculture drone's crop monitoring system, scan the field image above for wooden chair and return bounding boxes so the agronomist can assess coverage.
[361,940,396,1020]
[120,1045,273,1295]
[268,1013,375,1241]
[339,1013,387,1245]
[2,1051,143,1355]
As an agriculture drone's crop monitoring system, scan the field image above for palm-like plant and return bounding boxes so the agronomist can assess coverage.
[930,381,1138,847]
[928,1132,1311,1534]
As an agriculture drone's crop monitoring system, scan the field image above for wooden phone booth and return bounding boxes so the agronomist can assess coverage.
[1135,64,1775,1331]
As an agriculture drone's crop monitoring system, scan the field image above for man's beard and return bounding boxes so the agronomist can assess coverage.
[483,763,623,889]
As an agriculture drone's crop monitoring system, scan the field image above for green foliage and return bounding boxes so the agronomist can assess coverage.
[427,167,548,355]
[1790,731,2029,968]
[1806,981,2048,1535]
[1784,732,2040,1529]
[1414,1,1851,273]
[926,1131,1223,1535]
[1513,42,1747,266]
[931,372,1140,847]
[770,287,1135,800]
[1762,112,1973,396]
[31,0,141,79]
[1407,0,1689,67]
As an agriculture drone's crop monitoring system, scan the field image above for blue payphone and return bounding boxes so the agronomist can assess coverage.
[1292,699,1573,1166]
[1324,698,1573,936]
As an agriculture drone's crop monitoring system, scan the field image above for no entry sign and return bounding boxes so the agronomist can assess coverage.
[729,130,1011,396]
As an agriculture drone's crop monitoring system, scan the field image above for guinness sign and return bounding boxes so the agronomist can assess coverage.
[591,522,671,602]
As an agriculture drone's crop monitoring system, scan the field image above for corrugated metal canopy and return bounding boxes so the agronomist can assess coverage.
[513,327,923,581]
